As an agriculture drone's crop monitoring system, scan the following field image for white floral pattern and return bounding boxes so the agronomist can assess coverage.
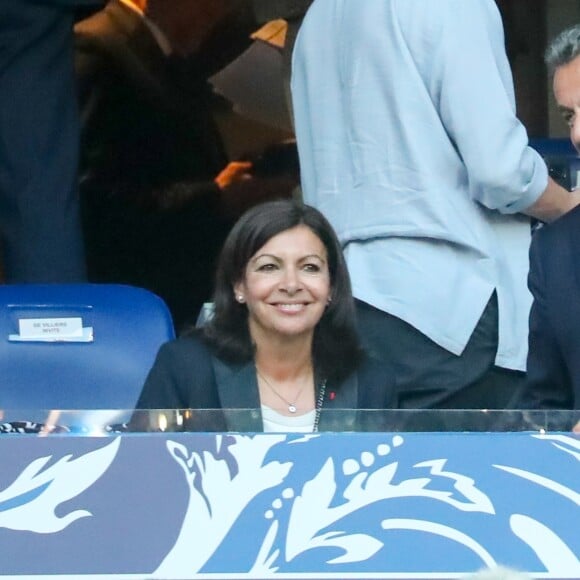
[0,432,578,578]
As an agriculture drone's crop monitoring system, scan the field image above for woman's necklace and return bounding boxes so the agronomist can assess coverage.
[255,367,327,432]
[256,368,310,413]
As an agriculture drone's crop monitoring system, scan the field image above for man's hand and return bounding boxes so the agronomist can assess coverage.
[214,161,253,190]
[524,177,580,223]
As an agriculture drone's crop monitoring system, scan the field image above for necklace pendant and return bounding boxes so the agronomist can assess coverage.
[288,404,297,413]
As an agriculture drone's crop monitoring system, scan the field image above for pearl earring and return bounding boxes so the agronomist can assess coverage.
[237,294,245,303]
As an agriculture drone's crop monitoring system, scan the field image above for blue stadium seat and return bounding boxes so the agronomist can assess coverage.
[0,284,174,424]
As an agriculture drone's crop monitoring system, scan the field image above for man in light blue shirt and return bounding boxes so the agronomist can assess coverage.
[291,0,580,408]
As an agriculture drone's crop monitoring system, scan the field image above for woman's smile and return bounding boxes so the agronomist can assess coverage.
[234,225,331,344]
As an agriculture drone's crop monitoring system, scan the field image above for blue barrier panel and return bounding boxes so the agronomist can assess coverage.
[0,429,578,579]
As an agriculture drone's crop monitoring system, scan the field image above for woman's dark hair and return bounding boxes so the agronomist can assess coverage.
[201,199,364,383]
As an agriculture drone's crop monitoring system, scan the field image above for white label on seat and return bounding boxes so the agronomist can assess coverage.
[18,317,83,340]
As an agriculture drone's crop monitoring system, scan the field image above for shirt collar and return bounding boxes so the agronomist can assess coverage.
[118,0,174,56]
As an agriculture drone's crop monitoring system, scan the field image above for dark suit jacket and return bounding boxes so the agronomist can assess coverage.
[75,1,229,195]
[525,205,580,410]
[135,334,398,432]
[74,1,234,329]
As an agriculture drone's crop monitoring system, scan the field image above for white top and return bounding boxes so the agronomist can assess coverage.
[261,405,316,433]
[291,0,549,371]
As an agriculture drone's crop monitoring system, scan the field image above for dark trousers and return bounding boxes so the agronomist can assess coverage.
[355,295,525,409]
[0,2,87,282]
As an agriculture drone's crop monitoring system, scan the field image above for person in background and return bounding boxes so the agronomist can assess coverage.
[135,200,396,432]
[524,24,580,410]
[0,0,102,283]
[291,0,580,410]
[75,0,295,330]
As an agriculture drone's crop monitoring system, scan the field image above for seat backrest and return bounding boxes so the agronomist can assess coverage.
[0,284,175,417]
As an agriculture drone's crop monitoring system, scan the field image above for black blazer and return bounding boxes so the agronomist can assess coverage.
[524,205,580,410]
[135,334,398,432]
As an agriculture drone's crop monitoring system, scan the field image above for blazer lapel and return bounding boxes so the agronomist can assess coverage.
[212,357,263,432]
[212,358,362,432]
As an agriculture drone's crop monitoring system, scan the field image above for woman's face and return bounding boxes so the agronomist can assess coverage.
[234,225,331,346]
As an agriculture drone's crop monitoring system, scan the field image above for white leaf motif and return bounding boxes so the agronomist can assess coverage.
[0,438,121,533]
[381,518,496,567]
[533,433,580,461]
[286,458,337,561]
[156,435,291,578]
[494,464,580,506]
[310,531,383,564]
[285,438,496,567]
[250,519,280,574]
[413,459,495,513]
[286,459,385,565]
[511,514,580,574]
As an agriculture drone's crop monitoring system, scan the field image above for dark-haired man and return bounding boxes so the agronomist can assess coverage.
[525,24,580,410]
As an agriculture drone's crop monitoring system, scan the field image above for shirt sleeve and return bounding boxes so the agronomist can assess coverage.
[414,0,548,214]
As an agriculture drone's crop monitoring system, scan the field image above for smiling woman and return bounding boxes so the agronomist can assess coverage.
[134,200,397,432]
[235,225,331,346]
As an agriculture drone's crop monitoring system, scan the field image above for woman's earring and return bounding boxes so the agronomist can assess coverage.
[236,294,245,303]
[326,296,332,305]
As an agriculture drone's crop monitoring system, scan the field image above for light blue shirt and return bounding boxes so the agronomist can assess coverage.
[291,0,549,371]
